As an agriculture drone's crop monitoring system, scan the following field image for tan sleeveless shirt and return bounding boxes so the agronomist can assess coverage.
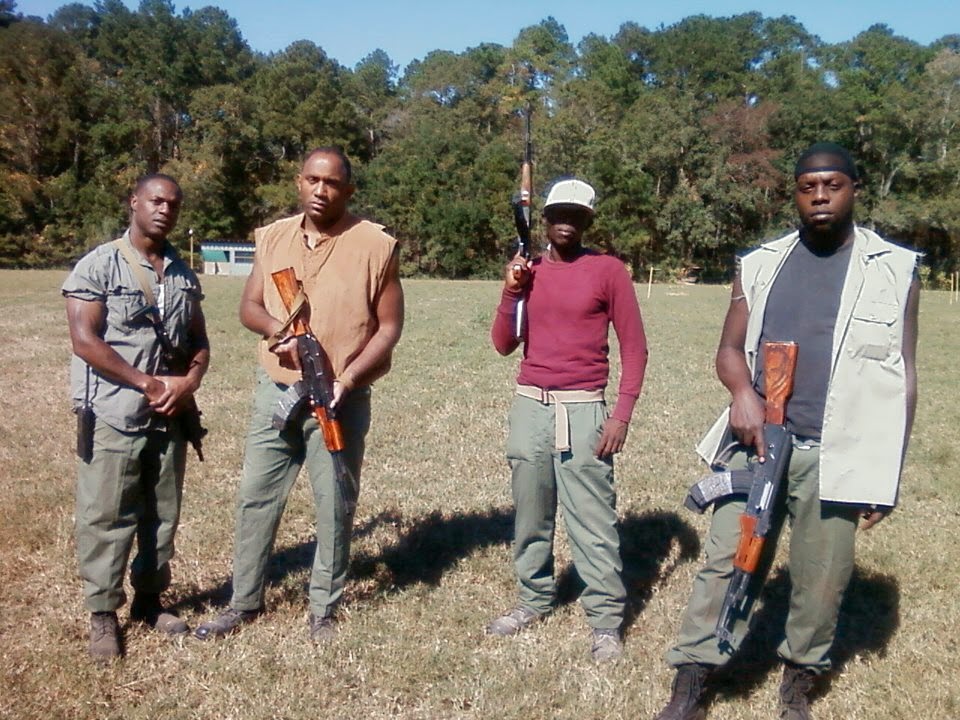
[254,212,398,386]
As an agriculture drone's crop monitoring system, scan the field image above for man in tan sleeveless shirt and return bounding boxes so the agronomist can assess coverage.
[195,147,403,642]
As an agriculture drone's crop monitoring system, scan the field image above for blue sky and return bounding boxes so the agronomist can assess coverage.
[18,0,959,72]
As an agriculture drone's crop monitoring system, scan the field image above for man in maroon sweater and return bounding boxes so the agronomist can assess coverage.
[487,178,649,662]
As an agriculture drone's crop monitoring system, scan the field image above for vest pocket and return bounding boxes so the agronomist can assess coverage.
[850,300,897,360]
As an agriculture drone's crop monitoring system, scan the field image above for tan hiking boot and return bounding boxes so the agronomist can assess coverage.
[485,606,542,636]
[590,628,623,663]
[653,663,712,720]
[308,613,337,643]
[779,663,817,720]
[130,594,188,635]
[193,607,260,640]
[89,612,121,662]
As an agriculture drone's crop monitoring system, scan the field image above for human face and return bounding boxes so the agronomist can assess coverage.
[297,152,355,231]
[794,165,856,237]
[544,205,593,255]
[130,178,182,241]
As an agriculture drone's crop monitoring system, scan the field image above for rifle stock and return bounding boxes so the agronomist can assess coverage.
[714,340,798,648]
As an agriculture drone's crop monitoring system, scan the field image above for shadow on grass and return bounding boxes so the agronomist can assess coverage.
[708,566,900,703]
[349,507,515,591]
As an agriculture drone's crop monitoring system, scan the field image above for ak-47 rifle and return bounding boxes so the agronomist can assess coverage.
[685,340,798,649]
[512,105,533,340]
[270,267,357,513]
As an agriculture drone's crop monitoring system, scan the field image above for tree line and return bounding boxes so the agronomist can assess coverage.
[1,0,958,282]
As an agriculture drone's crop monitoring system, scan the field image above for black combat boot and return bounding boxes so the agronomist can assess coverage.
[779,662,817,720]
[653,663,712,720]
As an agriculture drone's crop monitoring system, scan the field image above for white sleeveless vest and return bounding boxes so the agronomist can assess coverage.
[697,227,918,506]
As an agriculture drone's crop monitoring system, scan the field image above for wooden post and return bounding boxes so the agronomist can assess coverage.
[647,267,654,299]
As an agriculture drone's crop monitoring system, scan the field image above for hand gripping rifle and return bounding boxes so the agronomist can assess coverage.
[134,305,208,461]
[270,267,357,514]
[511,106,533,340]
[684,341,798,648]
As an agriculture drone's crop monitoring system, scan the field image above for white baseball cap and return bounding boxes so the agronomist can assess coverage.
[543,179,596,215]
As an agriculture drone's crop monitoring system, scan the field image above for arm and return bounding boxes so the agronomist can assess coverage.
[336,245,405,395]
[716,275,766,458]
[66,296,166,405]
[491,253,530,356]
[596,267,648,458]
[861,274,920,531]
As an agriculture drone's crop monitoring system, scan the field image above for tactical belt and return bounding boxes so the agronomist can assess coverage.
[515,384,604,451]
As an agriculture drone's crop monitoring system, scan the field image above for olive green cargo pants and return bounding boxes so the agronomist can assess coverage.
[76,417,186,612]
[506,394,625,630]
[666,440,860,671]
[229,370,370,619]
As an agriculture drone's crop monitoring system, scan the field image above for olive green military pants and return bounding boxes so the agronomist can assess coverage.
[229,370,370,619]
[666,440,861,671]
[506,394,626,630]
[76,417,186,612]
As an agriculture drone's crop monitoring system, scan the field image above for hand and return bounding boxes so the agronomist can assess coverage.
[142,376,167,407]
[330,380,346,410]
[595,418,629,459]
[271,336,302,371]
[148,374,197,416]
[729,388,766,459]
[859,506,891,530]
[505,253,532,292]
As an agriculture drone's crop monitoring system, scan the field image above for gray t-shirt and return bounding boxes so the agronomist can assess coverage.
[754,238,853,439]
[62,232,204,432]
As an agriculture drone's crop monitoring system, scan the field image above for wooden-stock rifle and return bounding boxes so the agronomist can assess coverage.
[685,340,799,649]
[270,267,356,513]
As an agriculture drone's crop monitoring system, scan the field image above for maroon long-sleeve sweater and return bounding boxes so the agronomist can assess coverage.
[491,250,648,423]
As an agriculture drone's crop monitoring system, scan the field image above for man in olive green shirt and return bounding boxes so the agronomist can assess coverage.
[63,174,209,662]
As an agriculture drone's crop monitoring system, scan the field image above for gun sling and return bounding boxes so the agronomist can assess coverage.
[515,384,604,452]
[266,288,308,350]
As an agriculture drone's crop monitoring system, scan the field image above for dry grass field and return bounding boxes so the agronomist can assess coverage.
[1,269,958,720]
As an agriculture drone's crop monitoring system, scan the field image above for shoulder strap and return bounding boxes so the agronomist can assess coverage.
[113,238,158,308]
[113,238,176,360]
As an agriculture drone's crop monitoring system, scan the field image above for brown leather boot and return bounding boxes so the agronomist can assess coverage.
[88,612,121,662]
[653,663,711,720]
[779,663,816,720]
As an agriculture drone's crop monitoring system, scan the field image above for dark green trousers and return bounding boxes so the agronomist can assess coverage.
[76,417,186,612]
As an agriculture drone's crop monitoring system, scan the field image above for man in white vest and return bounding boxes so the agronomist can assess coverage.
[654,143,920,720]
